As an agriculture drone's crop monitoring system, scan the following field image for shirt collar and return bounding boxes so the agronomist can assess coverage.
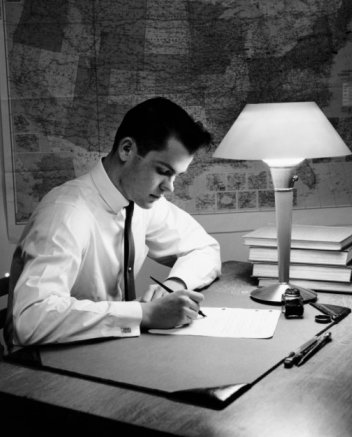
[90,158,129,213]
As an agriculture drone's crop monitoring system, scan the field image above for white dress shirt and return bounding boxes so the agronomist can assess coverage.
[6,159,221,346]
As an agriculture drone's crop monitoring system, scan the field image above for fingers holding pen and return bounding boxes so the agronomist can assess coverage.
[175,289,204,321]
[140,289,204,330]
[160,289,204,321]
[140,284,168,302]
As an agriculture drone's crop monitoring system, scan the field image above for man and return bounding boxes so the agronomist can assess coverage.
[5,97,221,348]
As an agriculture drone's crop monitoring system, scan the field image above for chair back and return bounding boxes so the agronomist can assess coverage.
[0,276,9,357]
[0,276,9,329]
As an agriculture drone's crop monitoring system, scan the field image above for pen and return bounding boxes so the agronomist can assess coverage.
[284,334,321,368]
[150,275,207,318]
[296,331,332,366]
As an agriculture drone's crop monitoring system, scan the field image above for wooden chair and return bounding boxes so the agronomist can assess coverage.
[0,276,9,358]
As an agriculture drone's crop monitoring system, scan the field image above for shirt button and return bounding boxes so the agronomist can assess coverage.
[128,267,132,272]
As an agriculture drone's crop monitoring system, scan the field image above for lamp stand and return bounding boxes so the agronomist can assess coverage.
[250,164,317,305]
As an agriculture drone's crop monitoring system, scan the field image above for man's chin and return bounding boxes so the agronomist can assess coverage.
[138,197,160,209]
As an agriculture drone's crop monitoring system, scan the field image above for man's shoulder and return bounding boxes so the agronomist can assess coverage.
[25,179,95,239]
[40,177,94,209]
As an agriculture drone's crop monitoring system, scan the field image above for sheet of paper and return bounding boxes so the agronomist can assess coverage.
[149,307,281,339]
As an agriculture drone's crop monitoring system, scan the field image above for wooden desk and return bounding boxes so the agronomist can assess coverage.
[1,261,352,437]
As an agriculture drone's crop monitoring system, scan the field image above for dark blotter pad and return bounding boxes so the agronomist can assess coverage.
[6,283,339,409]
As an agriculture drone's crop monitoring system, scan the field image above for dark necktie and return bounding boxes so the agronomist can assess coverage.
[124,201,136,300]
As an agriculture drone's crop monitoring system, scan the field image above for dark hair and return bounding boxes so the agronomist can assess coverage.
[112,97,212,156]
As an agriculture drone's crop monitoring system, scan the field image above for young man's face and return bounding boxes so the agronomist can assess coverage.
[121,136,194,209]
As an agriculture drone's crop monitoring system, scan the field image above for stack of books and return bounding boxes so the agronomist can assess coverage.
[243,224,352,293]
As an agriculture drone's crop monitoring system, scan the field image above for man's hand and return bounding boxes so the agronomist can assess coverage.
[140,289,204,330]
[139,277,187,302]
[140,284,168,302]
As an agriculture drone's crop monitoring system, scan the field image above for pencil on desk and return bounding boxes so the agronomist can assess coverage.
[150,275,207,318]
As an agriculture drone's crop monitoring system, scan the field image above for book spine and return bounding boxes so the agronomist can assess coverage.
[252,263,352,282]
[258,278,352,293]
[248,248,349,265]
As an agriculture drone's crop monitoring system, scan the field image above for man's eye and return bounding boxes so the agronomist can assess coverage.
[157,167,171,176]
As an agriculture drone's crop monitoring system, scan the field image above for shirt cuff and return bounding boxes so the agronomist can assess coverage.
[108,300,143,337]
[168,264,220,291]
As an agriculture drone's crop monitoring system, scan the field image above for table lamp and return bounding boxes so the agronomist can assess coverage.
[213,102,351,304]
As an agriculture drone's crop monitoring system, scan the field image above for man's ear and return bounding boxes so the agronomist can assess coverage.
[117,137,136,162]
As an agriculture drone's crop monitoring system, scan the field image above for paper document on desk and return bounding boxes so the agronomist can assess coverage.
[149,307,281,339]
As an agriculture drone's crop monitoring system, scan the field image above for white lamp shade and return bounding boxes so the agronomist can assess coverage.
[213,102,351,161]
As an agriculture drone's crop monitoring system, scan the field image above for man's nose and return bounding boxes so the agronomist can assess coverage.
[161,176,175,193]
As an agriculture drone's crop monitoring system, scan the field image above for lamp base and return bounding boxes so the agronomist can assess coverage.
[250,282,317,305]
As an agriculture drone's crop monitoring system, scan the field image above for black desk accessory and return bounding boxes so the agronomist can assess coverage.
[309,302,351,322]
[315,314,332,324]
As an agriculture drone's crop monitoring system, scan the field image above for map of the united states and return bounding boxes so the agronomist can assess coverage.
[2,0,352,239]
